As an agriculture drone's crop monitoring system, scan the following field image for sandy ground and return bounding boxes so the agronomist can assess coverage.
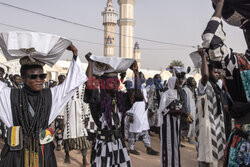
[0,134,198,167]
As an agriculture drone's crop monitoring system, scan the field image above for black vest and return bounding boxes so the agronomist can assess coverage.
[10,88,52,136]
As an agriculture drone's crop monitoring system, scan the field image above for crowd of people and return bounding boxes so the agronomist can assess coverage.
[0,0,249,167]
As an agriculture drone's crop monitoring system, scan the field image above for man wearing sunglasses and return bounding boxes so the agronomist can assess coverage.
[0,44,88,167]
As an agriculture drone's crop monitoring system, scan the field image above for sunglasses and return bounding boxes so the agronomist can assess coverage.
[27,74,47,80]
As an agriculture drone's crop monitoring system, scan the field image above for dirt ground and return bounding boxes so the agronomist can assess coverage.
[54,134,197,167]
[0,134,198,167]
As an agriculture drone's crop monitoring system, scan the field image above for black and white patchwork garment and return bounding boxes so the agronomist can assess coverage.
[218,0,250,28]
[202,16,250,104]
[91,138,131,167]
[86,113,98,134]
[202,16,238,79]
[161,115,181,167]
[195,82,226,163]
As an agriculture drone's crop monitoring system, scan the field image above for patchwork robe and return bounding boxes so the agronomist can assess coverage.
[195,81,226,164]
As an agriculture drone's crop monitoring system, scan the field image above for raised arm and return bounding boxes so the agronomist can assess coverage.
[198,48,209,86]
[48,45,87,125]
[85,52,93,79]
[130,61,142,104]
[202,0,226,60]
[202,0,240,79]
[84,53,99,104]
[212,0,224,18]
[130,61,139,90]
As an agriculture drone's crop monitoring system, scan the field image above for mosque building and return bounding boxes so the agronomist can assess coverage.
[102,0,141,67]
[0,0,176,82]
[102,0,117,57]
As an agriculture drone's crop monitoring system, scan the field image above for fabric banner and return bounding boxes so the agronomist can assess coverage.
[90,54,135,76]
[0,31,72,67]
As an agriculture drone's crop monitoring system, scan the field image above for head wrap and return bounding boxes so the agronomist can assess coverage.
[166,66,190,77]
[19,56,45,66]
[90,54,135,76]
[158,77,178,113]
[0,31,71,67]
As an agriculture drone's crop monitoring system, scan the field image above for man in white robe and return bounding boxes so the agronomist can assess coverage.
[126,72,159,155]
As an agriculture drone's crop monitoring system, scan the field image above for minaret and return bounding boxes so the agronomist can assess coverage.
[118,0,136,58]
[102,0,118,57]
[133,42,141,68]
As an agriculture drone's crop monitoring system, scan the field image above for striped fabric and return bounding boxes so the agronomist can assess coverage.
[195,82,226,162]
[7,126,23,151]
[63,136,90,152]
[9,126,20,147]
[63,84,89,140]
[161,115,181,167]
[91,138,131,167]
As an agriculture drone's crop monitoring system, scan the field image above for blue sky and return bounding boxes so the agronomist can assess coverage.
[0,0,247,70]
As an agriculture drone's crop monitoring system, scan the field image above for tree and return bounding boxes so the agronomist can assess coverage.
[168,60,184,68]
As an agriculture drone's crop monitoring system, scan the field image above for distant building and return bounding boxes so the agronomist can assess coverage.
[0,1,200,82]
[102,0,118,57]
[133,42,141,68]
[117,0,136,59]
[102,0,138,60]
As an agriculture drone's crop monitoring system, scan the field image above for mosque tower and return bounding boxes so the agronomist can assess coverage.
[133,42,141,68]
[102,0,118,57]
[118,0,136,58]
